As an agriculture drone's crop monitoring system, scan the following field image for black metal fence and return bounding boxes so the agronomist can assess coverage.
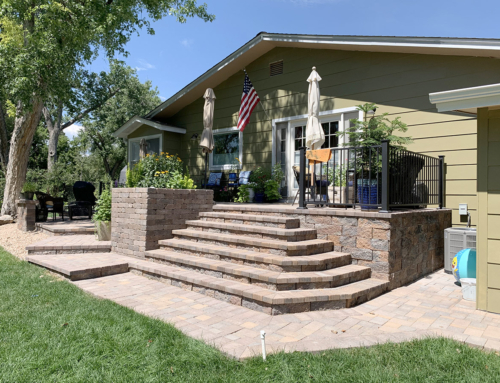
[296,140,445,212]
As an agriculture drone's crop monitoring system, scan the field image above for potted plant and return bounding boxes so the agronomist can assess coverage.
[249,167,272,203]
[337,103,412,209]
[21,181,37,200]
[93,189,112,241]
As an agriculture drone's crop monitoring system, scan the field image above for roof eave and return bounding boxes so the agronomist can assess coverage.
[113,116,186,138]
[430,83,500,113]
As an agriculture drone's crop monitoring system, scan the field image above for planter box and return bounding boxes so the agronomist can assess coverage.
[111,188,214,258]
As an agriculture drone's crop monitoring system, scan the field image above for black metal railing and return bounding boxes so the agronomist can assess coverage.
[297,140,445,212]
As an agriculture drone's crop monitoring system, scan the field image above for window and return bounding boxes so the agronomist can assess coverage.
[210,128,242,170]
[128,134,162,166]
[294,122,339,150]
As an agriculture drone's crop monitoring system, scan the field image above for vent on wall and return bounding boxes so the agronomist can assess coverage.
[270,60,284,76]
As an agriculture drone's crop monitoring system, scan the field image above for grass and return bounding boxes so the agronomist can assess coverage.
[1,248,500,383]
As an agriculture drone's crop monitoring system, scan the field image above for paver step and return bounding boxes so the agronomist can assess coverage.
[27,253,128,281]
[199,211,300,229]
[127,257,389,315]
[158,238,350,272]
[185,219,316,242]
[145,249,369,290]
[171,229,332,256]
[26,235,111,255]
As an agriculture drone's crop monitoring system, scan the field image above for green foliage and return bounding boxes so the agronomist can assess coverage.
[138,153,183,188]
[338,103,413,149]
[93,190,112,223]
[264,180,281,201]
[322,165,347,187]
[234,184,251,203]
[126,162,144,188]
[248,163,284,200]
[21,181,37,193]
[248,167,272,193]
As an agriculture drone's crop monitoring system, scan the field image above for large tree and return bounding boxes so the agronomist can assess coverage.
[79,68,161,179]
[0,0,214,217]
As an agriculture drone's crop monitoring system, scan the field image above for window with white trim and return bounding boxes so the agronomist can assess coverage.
[128,134,162,166]
[210,128,243,170]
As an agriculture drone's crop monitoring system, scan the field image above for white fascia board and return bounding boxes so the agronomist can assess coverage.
[429,83,500,112]
[113,116,186,138]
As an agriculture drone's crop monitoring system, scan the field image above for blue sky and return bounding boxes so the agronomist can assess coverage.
[68,0,500,138]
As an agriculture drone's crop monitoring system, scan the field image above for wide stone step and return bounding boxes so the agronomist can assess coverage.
[26,235,111,255]
[171,229,332,256]
[127,258,389,315]
[145,249,369,290]
[27,253,128,281]
[185,220,316,242]
[199,211,300,229]
[158,238,350,272]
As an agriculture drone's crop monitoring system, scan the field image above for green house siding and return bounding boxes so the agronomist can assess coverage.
[131,47,500,226]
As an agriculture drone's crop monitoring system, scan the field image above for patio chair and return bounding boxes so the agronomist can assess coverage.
[68,181,96,220]
[202,172,223,189]
[291,166,313,206]
[35,192,65,222]
[238,171,252,186]
[228,173,238,189]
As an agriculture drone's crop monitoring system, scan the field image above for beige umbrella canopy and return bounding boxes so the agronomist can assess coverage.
[305,67,325,150]
[200,88,216,154]
[139,138,148,159]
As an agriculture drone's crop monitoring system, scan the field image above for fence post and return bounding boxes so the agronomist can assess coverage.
[438,155,445,209]
[297,147,308,210]
[380,140,390,213]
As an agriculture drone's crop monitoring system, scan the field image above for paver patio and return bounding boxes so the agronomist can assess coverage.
[73,268,500,359]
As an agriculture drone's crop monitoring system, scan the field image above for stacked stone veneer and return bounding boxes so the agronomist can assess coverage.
[17,200,37,232]
[218,206,452,290]
[111,188,213,258]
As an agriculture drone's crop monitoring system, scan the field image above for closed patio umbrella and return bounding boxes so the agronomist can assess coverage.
[200,88,216,153]
[305,67,324,150]
[139,138,148,159]
[200,88,216,188]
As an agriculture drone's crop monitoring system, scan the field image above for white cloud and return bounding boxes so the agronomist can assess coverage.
[180,39,194,48]
[135,59,155,72]
[64,124,83,140]
[159,96,167,101]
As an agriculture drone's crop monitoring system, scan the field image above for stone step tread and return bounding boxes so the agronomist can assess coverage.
[26,240,111,251]
[185,220,315,236]
[199,212,300,225]
[27,253,129,280]
[127,257,389,305]
[146,249,368,284]
[171,229,331,251]
[159,239,349,266]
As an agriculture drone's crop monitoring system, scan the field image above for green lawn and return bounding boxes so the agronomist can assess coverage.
[1,247,499,383]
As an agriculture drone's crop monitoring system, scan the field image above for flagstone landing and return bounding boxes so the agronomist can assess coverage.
[72,268,500,360]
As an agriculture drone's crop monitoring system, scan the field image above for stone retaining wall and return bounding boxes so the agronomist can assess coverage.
[111,188,213,258]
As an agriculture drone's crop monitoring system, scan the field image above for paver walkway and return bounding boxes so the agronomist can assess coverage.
[74,268,500,359]
[26,235,111,254]
[36,219,94,235]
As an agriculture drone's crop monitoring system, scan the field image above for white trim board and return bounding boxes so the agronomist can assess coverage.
[127,133,163,166]
[429,83,500,113]
[113,115,185,138]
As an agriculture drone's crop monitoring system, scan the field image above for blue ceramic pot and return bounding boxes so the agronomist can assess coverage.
[357,179,378,210]
[254,192,265,203]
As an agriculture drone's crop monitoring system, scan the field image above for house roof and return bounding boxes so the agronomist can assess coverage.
[113,116,185,138]
[146,32,500,119]
[429,83,500,114]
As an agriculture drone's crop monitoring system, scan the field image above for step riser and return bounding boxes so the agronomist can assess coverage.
[200,217,297,229]
[145,255,370,291]
[158,244,350,272]
[129,266,387,315]
[186,225,316,242]
[172,234,332,256]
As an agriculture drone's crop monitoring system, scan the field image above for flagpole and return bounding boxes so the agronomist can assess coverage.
[243,69,271,122]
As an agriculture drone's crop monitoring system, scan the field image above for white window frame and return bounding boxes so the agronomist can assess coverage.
[128,133,163,165]
[209,127,243,171]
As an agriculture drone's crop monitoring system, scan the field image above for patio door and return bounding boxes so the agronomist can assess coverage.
[289,118,341,197]
[275,122,288,197]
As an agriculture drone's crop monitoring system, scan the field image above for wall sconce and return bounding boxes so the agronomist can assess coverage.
[190,133,199,142]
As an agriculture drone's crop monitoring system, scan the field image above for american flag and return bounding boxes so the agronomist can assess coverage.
[237,73,260,132]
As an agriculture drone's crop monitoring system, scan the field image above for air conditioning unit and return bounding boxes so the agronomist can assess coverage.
[444,228,477,273]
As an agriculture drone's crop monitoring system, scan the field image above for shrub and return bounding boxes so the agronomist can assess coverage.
[234,184,250,203]
[126,161,144,187]
[22,182,37,193]
[93,190,112,222]
[138,152,183,188]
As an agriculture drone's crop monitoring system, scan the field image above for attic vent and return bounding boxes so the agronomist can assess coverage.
[269,60,283,76]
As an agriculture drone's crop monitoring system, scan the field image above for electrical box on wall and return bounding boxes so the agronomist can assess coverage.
[459,203,468,216]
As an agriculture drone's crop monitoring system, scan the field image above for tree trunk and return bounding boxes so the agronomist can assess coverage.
[0,100,43,217]
[47,127,61,170]
[0,103,9,172]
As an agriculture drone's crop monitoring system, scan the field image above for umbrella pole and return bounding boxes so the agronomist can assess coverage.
[205,152,208,189]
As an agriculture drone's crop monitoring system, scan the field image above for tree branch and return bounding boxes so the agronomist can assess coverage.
[61,88,121,130]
